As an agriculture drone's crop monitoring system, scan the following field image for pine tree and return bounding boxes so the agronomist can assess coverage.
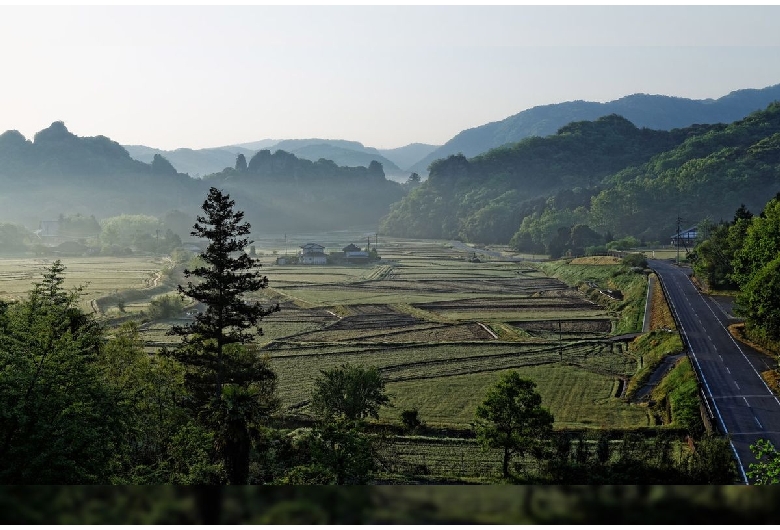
[169,187,279,484]
[171,187,279,402]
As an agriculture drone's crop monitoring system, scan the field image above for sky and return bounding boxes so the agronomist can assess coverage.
[2,5,780,150]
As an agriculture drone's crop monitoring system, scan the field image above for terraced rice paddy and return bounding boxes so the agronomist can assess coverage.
[0,237,650,436]
[242,237,649,430]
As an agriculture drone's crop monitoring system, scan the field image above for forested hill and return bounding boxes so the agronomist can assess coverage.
[409,84,780,175]
[589,102,780,241]
[380,103,780,254]
[379,115,712,242]
[0,122,205,226]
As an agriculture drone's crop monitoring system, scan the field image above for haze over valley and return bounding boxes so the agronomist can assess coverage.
[5,6,780,500]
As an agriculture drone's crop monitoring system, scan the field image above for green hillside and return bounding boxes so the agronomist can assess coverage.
[409,84,780,175]
[380,103,780,254]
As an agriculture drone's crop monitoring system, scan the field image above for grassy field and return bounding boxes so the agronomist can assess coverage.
[0,255,169,313]
[3,236,699,484]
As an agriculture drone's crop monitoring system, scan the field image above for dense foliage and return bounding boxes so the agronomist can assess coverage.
[693,196,780,344]
[475,371,554,478]
[382,103,780,255]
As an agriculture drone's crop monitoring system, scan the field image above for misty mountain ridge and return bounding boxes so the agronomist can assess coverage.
[125,139,440,182]
[0,122,404,233]
[408,83,780,175]
[380,101,780,252]
[124,144,257,178]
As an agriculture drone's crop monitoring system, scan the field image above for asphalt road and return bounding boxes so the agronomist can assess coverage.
[651,259,780,483]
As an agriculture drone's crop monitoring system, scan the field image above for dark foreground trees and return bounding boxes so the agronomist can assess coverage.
[0,261,123,483]
[169,187,280,484]
[475,371,554,479]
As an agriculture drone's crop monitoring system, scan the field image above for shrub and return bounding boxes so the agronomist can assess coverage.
[400,408,422,431]
[622,253,648,269]
[147,294,186,320]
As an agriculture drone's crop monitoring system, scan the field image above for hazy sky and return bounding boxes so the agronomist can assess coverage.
[2,5,780,150]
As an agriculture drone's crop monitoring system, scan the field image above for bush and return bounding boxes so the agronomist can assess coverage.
[585,245,608,256]
[622,253,648,268]
[607,236,639,251]
[147,294,186,320]
[400,408,422,431]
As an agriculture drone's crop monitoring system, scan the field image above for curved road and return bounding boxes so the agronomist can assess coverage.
[651,260,780,483]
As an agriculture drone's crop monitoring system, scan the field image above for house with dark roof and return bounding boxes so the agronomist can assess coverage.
[343,243,369,263]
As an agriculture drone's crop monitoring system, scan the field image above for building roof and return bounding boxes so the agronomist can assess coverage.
[343,243,361,252]
[671,227,698,238]
[301,243,325,250]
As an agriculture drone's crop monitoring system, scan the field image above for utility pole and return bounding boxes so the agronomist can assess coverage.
[676,215,683,265]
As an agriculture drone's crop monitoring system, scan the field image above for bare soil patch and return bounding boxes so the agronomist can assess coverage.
[511,318,612,334]
[649,274,676,330]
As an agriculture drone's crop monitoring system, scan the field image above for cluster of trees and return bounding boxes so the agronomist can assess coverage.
[692,196,780,345]
[381,103,780,255]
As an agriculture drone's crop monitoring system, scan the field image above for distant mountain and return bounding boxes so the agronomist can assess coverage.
[376,143,439,173]
[408,84,780,175]
[380,114,702,242]
[273,143,404,179]
[124,138,429,181]
[0,122,205,227]
[0,122,404,233]
[124,144,256,178]
[269,138,378,154]
[228,139,280,151]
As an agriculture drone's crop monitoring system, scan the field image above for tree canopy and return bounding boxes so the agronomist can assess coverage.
[475,371,554,479]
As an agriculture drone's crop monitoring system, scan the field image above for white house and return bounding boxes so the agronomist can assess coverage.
[300,242,327,265]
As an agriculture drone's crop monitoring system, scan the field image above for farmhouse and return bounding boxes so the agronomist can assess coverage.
[670,227,698,247]
[300,242,327,265]
[343,243,369,263]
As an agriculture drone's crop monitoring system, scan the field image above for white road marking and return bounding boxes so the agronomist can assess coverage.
[755,416,764,429]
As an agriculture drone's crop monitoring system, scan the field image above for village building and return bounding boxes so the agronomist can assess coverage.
[343,243,369,263]
[670,227,698,247]
[300,242,327,265]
